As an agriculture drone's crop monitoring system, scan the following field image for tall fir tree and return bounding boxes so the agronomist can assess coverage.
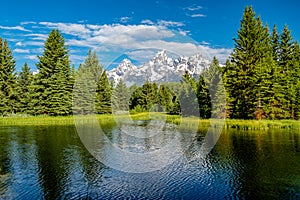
[95,70,112,114]
[179,71,199,117]
[16,63,33,114]
[73,50,103,115]
[31,29,72,116]
[203,57,226,118]
[225,6,275,119]
[112,79,130,111]
[279,25,298,118]
[0,37,17,116]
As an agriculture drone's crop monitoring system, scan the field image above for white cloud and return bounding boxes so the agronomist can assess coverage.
[86,24,102,30]
[119,17,131,23]
[14,48,30,53]
[178,29,190,36]
[39,22,91,37]
[23,41,44,46]
[190,14,206,18]
[186,5,202,11]
[141,19,155,25]
[20,21,37,25]
[200,41,210,45]
[0,25,31,32]
[157,20,185,27]
[2,21,231,66]
[25,55,38,60]
[25,33,48,41]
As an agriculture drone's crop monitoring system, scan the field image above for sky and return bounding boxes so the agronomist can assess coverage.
[1,0,300,71]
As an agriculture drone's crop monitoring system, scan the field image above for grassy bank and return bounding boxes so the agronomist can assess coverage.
[0,113,299,130]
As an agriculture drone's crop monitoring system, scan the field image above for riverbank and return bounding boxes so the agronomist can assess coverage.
[0,113,299,130]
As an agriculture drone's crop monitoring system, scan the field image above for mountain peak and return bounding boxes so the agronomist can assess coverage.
[107,51,210,86]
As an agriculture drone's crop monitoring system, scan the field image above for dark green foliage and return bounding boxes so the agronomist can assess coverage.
[32,29,72,116]
[16,63,33,114]
[225,6,277,119]
[278,25,299,119]
[0,37,17,116]
[129,81,159,112]
[197,75,211,118]
[203,57,226,118]
[95,70,112,114]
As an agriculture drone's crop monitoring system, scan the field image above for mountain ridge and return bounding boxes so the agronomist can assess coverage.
[107,50,211,86]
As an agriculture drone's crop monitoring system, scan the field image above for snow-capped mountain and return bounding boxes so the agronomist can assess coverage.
[107,50,211,86]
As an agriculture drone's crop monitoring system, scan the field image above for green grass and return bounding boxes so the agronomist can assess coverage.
[0,113,299,130]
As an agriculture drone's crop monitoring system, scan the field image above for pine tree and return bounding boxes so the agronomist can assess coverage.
[32,29,72,116]
[197,75,211,118]
[279,25,298,118]
[158,85,173,112]
[129,81,159,112]
[179,72,199,117]
[203,57,226,118]
[0,37,17,116]
[73,50,103,115]
[16,63,33,114]
[96,70,112,114]
[226,6,275,119]
[272,24,281,62]
[112,79,130,112]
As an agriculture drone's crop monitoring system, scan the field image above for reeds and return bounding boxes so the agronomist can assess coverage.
[0,113,299,130]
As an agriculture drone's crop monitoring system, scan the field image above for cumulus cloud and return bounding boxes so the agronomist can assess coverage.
[1,21,231,67]
[39,22,91,37]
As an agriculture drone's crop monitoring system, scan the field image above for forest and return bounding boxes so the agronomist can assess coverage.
[0,6,299,120]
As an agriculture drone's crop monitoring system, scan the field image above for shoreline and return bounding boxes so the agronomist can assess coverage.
[0,113,299,130]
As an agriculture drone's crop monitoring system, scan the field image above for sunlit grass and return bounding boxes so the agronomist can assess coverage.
[0,113,299,130]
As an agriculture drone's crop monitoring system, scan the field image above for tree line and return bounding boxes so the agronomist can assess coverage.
[0,6,299,119]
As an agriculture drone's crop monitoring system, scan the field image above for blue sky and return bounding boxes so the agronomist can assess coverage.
[1,0,300,71]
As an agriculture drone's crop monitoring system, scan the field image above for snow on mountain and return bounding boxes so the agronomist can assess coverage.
[107,50,211,86]
[107,59,137,83]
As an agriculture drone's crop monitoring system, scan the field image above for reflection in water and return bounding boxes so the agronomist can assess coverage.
[0,125,299,199]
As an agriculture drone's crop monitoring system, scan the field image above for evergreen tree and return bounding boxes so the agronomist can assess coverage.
[31,29,72,116]
[112,79,130,111]
[73,64,96,115]
[16,63,33,114]
[95,70,112,114]
[197,75,211,118]
[279,25,298,118]
[73,50,103,115]
[129,81,159,112]
[272,24,281,62]
[225,6,275,119]
[0,37,17,116]
[203,57,226,118]
[179,72,199,117]
[158,85,173,112]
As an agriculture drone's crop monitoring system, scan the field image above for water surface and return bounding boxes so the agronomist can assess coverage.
[0,124,300,199]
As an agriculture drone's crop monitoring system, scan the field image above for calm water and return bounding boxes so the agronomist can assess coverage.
[0,123,300,199]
